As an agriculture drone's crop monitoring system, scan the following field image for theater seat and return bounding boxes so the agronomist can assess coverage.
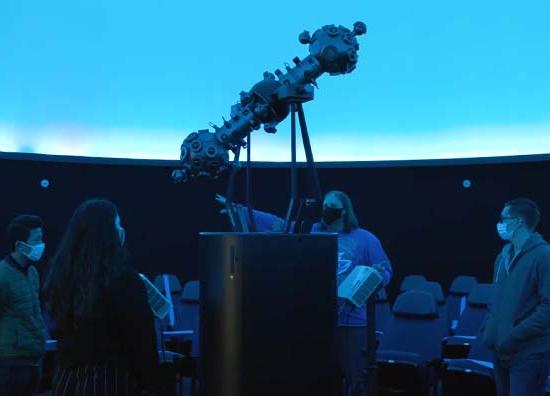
[440,331,496,396]
[399,274,427,292]
[442,283,494,358]
[377,290,446,396]
[407,281,448,333]
[447,275,478,333]
[375,287,392,334]
[153,273,183,297]
[175,280,200,357]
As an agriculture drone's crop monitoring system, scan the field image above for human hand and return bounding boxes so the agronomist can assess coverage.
[215,193,227,206]
[215,193,228,214]
[372,263,386,277]
[496,333,520,356]
[372,263,386,279]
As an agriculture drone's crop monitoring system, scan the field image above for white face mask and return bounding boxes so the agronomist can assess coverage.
[21,242,46,262]
[496,222,515,241]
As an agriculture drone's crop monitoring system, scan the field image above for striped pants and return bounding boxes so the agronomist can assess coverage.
[52,362,138,396]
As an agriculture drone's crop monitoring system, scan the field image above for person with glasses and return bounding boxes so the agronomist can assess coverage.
[482,198,550,396]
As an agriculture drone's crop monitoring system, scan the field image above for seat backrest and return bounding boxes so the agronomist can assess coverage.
[405,281,448,331]
[446,294,467,332]
[454,306,487,336]
[467,283,494,308]
[453,283,494,336]
[399,274,427,292]
[173,280,201,356]
[410,281,445,305]
[181,280,200,303]
[392,290,438,319]
[380,290,444,361]
[153,274,183,295]
[374,288,391,332]
[446,276,477,331]
[449,275,478,296]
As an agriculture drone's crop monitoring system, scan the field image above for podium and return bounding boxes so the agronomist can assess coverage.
[199,233,338,396]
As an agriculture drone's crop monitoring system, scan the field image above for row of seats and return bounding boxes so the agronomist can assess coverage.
[375,274,550,396]
[154,273,548,396]
[153,275,200,396]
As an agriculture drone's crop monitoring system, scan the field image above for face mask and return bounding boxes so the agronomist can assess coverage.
[21,242,46,262]
[496,222,515,241]
[322,207,343,225]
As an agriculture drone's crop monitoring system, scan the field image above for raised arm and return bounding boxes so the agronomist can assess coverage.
[215,194,285,232]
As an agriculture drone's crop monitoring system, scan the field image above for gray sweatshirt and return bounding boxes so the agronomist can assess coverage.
[482,233,550,359]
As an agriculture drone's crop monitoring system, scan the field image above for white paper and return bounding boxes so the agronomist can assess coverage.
[139,273,173,320]
[338,265,383,307]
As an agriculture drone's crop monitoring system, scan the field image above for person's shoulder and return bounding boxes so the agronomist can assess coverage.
[536,240,550,259]
[352,227,379,241]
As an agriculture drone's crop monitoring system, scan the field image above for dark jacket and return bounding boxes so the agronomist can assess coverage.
[482,233,550,359]
[0,255,47,362]
[54,269,160,391]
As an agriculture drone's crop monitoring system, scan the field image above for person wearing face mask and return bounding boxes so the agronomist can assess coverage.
[0,215,48,396]
[215,190,392,396]
[43,199,160,395]
[482,198,550,396]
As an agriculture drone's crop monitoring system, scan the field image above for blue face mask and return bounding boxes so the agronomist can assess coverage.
[496,221,517,241]
[21,242,46,261]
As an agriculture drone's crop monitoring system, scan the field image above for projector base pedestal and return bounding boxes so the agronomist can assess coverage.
[199,232,338,396]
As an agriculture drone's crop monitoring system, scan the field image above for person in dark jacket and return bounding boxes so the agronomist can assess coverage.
[482,198,550,396]
[43,199,160,395]
[0,215,48,395]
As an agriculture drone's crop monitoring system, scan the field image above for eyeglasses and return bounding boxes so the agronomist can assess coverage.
[499,215,518,222]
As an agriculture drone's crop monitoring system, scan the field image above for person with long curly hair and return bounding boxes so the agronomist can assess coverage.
[43,198,159,395]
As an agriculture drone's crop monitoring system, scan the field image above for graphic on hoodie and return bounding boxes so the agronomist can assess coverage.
[337,235,358,276]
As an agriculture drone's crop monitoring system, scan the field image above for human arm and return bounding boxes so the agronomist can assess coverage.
[215,193,285,232]
[499,253,550,353]
[365,234,392,286]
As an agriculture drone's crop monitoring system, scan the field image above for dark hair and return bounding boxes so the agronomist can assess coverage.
[320,190,360,233]
[7,215,43,251]
[43,199,127,333]
[505,198,541,231]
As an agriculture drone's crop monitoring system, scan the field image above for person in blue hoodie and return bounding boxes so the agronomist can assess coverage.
[216,190,392,396]
[482,198,550,396]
